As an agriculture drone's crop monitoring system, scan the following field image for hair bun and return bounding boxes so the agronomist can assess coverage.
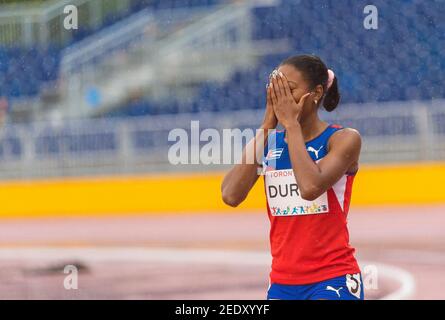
[323,77,340,112]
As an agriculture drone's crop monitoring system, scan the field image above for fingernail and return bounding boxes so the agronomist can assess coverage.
[279,71,284,77]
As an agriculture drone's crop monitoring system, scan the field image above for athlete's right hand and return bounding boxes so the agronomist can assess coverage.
[262,79,278,129]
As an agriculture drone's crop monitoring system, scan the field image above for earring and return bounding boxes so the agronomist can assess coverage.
[314,100,318,105]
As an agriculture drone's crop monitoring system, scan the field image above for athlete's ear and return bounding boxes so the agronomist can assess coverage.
[313,84,324,105]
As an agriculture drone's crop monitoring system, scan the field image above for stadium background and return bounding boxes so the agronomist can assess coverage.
[0,0,444,299]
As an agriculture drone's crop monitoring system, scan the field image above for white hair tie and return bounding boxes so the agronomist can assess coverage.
[327,69,335,89]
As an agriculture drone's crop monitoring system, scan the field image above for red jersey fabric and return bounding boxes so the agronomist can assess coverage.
[262,125,360,285]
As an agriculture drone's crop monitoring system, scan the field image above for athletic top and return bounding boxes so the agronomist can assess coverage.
[262,124,360,285]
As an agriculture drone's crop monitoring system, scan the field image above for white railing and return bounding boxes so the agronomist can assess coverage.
[0,100,443,180]
[55,1,289,119]
[154,1,289,63]
[60,8,155,75]
[60,6,220,75]
[56,5,225,119]
[5,0,287,122]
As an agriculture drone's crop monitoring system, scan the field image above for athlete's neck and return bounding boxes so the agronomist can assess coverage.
[285,113,329,143]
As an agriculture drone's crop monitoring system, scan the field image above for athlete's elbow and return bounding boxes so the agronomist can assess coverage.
[300,192,318,201]
[221,188,244,207]
[222,193,242,207]
[300,185,322,201]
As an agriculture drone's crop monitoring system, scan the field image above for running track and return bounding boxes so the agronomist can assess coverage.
[0,205,443,299]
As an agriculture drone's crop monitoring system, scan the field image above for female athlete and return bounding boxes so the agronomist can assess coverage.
[221,54,364,300]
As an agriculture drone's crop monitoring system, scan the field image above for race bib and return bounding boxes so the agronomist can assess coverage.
[346,273,362,299]
[265,169,329,216]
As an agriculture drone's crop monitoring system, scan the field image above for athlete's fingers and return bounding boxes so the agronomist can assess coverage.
[269,83,277,106]
[279,71,292,96]
[271,72,281,100]
[276,72,286,97]
[269,81,278,106]
[298,92,311,106]
[268,71,274,83]
[266,83,273,107]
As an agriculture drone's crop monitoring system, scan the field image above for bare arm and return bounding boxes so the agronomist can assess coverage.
[221,126,271,207]
[285,125,361,200]
[221,84,277,207]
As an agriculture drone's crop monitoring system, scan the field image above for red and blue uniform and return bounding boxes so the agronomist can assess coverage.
[262,124,363,300]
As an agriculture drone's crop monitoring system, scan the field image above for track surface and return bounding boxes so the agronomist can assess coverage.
[0,205,443,299]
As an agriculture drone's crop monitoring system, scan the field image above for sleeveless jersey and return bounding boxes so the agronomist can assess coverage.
[262,124,360,285]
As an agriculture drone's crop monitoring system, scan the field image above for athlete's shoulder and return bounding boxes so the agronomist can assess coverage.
[329,124,359,134]
[330,124,361,138]
[328,126,361,151]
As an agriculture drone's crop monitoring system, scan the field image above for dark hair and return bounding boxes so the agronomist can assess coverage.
[280,54,340,112]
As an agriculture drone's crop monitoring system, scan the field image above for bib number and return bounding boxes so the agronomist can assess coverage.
[265,169,329,216]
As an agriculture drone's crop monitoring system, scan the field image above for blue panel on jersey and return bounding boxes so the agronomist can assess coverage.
[263,125,344,170]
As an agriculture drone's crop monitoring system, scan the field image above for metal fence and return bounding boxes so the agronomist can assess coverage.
[0,99,444,180]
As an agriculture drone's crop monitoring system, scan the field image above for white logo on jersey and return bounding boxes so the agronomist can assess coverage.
[326,286,343,297]
[266,148,284,160]
[307,145,324,159]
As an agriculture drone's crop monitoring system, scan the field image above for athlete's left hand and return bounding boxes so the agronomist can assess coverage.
[268,71,311,129]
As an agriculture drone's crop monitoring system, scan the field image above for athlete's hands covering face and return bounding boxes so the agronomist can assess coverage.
[262,73,278,129]
[268,70,310,129]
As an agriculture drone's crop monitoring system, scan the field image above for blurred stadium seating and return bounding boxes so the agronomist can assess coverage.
[112,0,444,117]
[0,0,224,101]
[0,46,59,99]
[1,0,443,107]
[0,0,444,179]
